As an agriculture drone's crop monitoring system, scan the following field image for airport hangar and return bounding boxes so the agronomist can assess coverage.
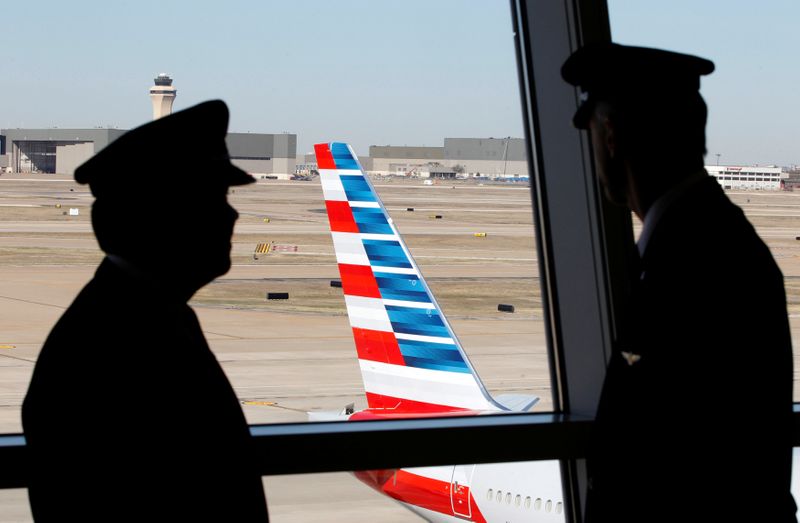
[297,137,530,179]
[0,128,298,178]
[366,137,530,179]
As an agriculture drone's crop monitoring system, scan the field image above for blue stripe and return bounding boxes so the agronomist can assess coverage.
[386,305,451,338]
[363,240,406,256]
[374,272,429,300]
[377,288,430,302]
[357,222,394,234]
[403,358,470,373]
[340,176,376,202]
[351,207,392,234]
[397,339,463,361]
[351,208,389,223]
[368,256,413,268]
[385,306,445,326]
[331,142,360,170]
[363,240,412,268]
[396,338,468,373]
[390,321,451,338]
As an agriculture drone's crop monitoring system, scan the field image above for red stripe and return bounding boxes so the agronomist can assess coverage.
[353,469,487,523]
[352,327,405,365]
[325,200,359,233]
[361,392,473,414]
[339,264,381,299]
[314,143,336,169]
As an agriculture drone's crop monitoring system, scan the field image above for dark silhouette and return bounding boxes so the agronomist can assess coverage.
[22,101,269,521]
[563,44,796,522]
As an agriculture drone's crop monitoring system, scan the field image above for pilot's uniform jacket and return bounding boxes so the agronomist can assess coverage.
[586,176,796,522]
[23,258,269,522]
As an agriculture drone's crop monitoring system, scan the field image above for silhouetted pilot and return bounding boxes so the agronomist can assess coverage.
[22,101,269,521]
[562,44,796,522]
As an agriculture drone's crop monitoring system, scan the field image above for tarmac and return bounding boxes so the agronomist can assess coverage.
[0,174,799,521]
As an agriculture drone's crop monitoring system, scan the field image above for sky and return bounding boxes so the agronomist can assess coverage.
[609,0,800,167]
[2,1,798,165]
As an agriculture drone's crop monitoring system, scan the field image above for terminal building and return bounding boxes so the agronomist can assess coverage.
[0,128,297,177]
[368,137,528,179]
[707,165,786,191]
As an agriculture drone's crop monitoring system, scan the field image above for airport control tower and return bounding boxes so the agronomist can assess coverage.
[149,74,177,120]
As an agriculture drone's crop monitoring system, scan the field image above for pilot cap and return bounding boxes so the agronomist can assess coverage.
[561,43,715,129]
[75,100,254,198]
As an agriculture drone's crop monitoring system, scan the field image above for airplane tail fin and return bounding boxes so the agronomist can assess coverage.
[315,142,507,416]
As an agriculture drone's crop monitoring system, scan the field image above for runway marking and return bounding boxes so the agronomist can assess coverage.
[0,353,36,364]
[0,345,15,349]
[240,401,308,413]
[202,330,246,340]
[0,294,66,310]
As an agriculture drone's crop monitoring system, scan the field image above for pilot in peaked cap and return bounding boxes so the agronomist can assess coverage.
[561,43,715,129]
[75,99,254,198]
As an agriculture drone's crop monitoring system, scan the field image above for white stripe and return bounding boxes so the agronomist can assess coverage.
[371,266,418,275]
[359,360,497,411]
[395,332,456,345]
[349,201,380,208]
[403,467,455,483]
[344,295,392,332]
[319,172,347,201]
[359,233,399,241]
[335,252,370,265]
[331,232,369,266]
[318,168,363,177]
[382,299,434,309]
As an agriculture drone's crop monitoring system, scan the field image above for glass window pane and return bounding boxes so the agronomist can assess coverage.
[0,1,552,437]
[0,0,570,518]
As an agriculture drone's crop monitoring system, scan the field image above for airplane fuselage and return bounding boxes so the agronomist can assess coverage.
[356,461,564,523]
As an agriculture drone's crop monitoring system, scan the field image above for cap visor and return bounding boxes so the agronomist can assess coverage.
[228,165,256,186]
[572,101,593,129]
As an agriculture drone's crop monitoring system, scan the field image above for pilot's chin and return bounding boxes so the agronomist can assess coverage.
[603,186,628,208]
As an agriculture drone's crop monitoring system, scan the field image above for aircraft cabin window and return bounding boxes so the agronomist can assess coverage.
[505,492,512,505]
[497,490,504,503]
[546,499,553,512]
[535,497,543,511]
[525,496,532,509]
[487,488,493,501]
[515,494,521,507]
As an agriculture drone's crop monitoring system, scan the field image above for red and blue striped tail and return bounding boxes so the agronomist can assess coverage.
[315,142,503,415]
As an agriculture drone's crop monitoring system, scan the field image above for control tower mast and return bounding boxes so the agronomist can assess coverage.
[149,74,177,120]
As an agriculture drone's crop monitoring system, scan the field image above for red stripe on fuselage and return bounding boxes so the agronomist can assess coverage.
[353,469,487,523]
[314,143,336,169]
[339,263,382,299]
[352,327,405,365]
[325,200,359,233]
[360,392,473,414]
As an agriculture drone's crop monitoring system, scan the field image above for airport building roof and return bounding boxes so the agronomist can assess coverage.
[369,145,444,160]
[444,137,526,162]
